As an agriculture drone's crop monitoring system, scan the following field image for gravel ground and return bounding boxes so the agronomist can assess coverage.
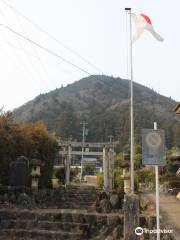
[142,193,180,240]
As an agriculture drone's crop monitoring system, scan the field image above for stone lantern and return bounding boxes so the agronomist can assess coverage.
[121,156,131,194]
[170,152,180,177]
[30,157,42,191]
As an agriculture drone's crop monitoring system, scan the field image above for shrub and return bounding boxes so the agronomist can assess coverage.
[114,168,123,189]
[0,110,58,187]
[96,173,104,189]
[70,167,80,183]
[96,168,124,190]
[135,167,155,191]
[54,166,80,184]
[54,167,65,184]
[83,162,95,175]
[169,180,180,188]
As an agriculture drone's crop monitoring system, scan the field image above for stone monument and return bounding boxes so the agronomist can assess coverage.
[9,156,30,191]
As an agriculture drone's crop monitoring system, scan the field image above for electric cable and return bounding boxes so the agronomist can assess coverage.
[1,0,103,73]
[6,0,54,89]
[0,23,91,75]
[0,7,47,90]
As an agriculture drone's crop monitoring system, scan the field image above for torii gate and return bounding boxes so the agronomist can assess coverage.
[57,140,118,191]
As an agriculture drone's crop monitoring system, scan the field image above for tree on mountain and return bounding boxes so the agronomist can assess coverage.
[55,102,78,140]
[0,109,58,187]
[13,75,180,148]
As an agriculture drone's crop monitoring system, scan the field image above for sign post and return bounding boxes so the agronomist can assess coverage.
[142,122,166,240]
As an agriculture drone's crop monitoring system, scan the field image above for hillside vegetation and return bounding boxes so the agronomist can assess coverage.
[0,110,57,186]
[13,75,180,148]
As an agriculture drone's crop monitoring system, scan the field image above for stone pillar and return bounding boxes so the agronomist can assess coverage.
[108,147,114,191]
[65,144,72,186]
[103,146,109,191]
[124,194,140,240]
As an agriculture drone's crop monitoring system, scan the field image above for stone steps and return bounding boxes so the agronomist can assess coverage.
[0,185,101,239]
[64,186,99,193]
[0,210,90,239]
[59,185,98,209]
[63,191,98,196]
[0,229,84,240]
[0,209,124,240]
[66,185,98,189]
[1,219,89,233]
[0,209,123,222]
[63,191,98,195]
[62,193,97,197]
[61,196,96,202]
[0,210,87,223]
[60,203,93,209]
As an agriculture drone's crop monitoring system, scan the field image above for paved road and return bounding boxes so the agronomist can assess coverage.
[143,193,180,240]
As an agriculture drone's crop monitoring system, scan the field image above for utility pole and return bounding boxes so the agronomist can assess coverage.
[80,122,88,180]
[108,135,114,143]
[108,135,115,189]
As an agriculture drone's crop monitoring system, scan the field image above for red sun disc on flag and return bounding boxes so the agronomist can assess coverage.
[140,13,152,25]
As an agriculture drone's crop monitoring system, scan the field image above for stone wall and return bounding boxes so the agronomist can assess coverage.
[0,186,63,209]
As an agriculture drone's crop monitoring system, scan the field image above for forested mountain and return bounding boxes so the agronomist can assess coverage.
[13,75,180,148]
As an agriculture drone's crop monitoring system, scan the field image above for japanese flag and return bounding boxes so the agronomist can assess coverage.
[131,13,164,43]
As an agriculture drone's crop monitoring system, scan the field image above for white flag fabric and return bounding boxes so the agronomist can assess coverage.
[131,13,164,43]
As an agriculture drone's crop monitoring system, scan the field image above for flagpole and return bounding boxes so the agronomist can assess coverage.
[125,7,134,193]
[154,122,160,240]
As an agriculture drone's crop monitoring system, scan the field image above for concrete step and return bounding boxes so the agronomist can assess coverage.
[0,210,89,223]
[62,192,96,196]
[63,192,97,196]
[61,204,91,210]
[66,185,98,189]
[60,204,93,209]
[64,187,99,193]
[1,219,89,233]
[0,209,124,223]
[63,191,97,196]
[0,209,124,239]
[61,197,95,202]
[58,185,98,210]
[65,187,98,190]
[0,229,85,240]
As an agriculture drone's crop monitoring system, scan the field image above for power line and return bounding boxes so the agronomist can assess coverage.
[0,22,115,91]
[0,23,91,75]
[1,1,115,90]
[0,0,116,89]
[0,8,45,90]
[0,36,38,59]
[1,0,103,73]
[0,1,126,113]
[0,32,80,81]
[6,0,55,89]
[0,6,48,87]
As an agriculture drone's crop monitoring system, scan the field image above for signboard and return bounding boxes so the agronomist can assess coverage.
[142,129,166,166]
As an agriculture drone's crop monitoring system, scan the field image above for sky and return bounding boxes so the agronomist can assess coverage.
[0,0,179,111]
